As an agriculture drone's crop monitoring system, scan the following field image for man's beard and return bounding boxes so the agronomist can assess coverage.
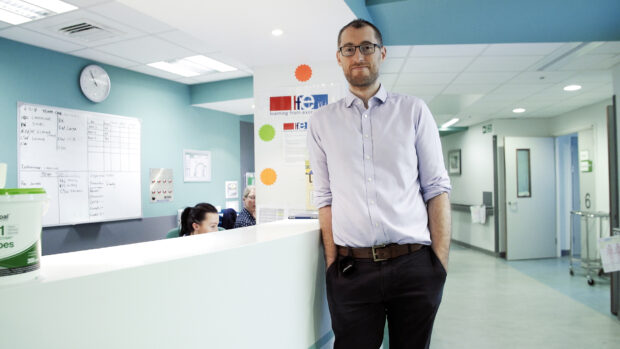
[345,65,379,88]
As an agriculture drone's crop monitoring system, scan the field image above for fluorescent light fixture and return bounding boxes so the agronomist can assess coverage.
[0,0,76,24]
[25,0,77,14]
[563,84,582,91]
[149,55,237,77]
[441,118,459,129]
[512,108,526,114]
[184,55,237,73]
[148,61,202,77]
[272,28,283,36]
[0,7,30,24]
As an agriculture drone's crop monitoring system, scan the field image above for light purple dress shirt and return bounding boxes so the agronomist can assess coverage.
[307,84,451,247]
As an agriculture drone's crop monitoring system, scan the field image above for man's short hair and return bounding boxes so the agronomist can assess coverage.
[337,19,383,48]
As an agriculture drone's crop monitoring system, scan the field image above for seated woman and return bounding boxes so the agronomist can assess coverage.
[166,203,220,238]
[234,185,256,228]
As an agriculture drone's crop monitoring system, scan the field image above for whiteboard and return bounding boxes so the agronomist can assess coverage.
[17,102,142,227]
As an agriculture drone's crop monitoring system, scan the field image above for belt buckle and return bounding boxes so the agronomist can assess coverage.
[372,244,388,262]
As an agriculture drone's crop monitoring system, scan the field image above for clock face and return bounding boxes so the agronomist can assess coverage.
[80,65,111,103]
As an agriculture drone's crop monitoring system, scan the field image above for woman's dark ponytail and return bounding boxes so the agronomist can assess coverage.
[180,207,193,237]
[180,206,210,236]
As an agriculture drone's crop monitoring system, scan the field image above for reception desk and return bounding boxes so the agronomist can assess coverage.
[0,220,332,349]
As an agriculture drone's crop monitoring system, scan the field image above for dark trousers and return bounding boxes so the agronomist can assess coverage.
[325,245,447,349]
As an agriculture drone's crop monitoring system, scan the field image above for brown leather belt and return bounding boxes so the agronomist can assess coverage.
[337,243,425,262]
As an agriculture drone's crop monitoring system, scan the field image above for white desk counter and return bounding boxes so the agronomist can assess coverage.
[0,220,333,349]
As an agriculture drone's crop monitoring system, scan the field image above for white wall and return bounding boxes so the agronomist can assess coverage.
[441,101,611,255]
[555,135,574,252]
[547,100,612,213]
[441,123,495,252]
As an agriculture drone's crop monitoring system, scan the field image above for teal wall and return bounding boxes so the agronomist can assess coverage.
[240,114,254,123]
[346,0,620,45]
[190,76,253,105]
[0,37,243,219]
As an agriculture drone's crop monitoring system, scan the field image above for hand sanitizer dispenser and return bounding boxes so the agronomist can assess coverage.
[0,163,6,189]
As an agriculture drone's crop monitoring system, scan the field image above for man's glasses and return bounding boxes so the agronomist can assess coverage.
[339,43,382,57]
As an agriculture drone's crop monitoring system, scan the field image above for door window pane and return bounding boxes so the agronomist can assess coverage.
[517,149,531,198]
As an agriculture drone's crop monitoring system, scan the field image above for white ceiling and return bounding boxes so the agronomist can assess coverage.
[0,1,617,124]
[383,42,620,126]
[0,0,255,84]
[194,98,255,116]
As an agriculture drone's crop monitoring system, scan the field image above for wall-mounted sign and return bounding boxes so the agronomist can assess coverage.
[150,168,173,203]
[482,124,493,134]
[225,180,238,199]
[183,149,212,182]
[580,160,593,173]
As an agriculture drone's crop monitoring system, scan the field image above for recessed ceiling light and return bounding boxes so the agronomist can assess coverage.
[0,0,77,25]
[563,84,582,91]
[512,108,526,114]
[272,29,283,37]
[251,104,255,109]
[440,118,459,129]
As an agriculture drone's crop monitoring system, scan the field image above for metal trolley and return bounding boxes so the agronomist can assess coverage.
[569,211,609,285]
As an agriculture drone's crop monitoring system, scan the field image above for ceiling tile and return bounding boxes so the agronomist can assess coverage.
[194,98,254,116]
[587,41,620,55]
[20,9,145,48]
[393,85,446,96]
[561,70,613,84]
[410,44,487,57]
[203,52,251,71]
[69,48,139,67]
[127,65,186,80]
[175,77,200,85]
[157,30,216,54]
[403,56,476,73]
[451,71,518,84]
[483,43,565,56]
[379,73,398,89]
[191,70,252,84]
[380,58,404,73]
[385,45,410,58]
[508,71,576,84]
[557,54,618,71]
[95,36,194,64]
[442,83,498,95]
[491,83,554,95]
[65,0,112,7]
[466,56,544,72]
[0,27,84,52]
[86,2,173,33]
[396,72,458,85]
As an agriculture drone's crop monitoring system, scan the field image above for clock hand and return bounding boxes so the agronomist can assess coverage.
[90,71,98,87]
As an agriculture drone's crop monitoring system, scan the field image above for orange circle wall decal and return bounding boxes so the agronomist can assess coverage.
[295,64,312,82]
[260,168,277,186]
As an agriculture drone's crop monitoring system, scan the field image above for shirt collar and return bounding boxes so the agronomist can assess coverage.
[345,83,388,108]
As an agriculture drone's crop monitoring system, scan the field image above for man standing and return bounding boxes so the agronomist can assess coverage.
[307,19,452,349]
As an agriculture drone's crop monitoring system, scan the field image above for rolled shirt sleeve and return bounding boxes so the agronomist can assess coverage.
[414,101,452,203]
[307,112,332,209]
